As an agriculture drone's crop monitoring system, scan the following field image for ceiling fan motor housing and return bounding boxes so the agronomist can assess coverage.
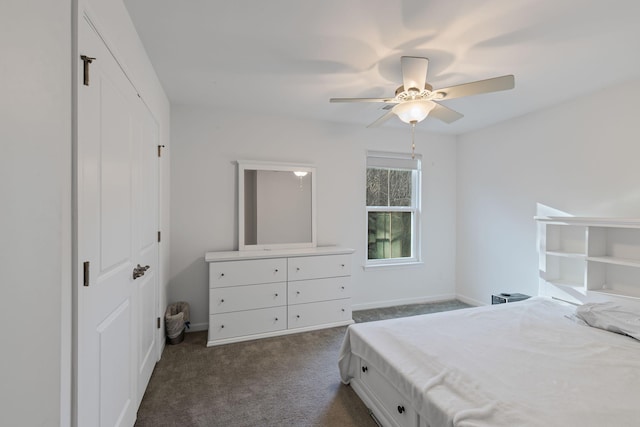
[395,83,433,97]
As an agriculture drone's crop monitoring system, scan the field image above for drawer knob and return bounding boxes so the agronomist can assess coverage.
[220,299,225,303]
[296,267,300,271]
[296,315,300,318]
[296,291,301,295]
[341,286,345,290]
[220,273,225,277]
[275,293,278,297]
[275,317,278,321]
[275,269,279,272]
[362,366,368,373]
[397,405,405,414]
[221,325,224,329]
[341,264,345,268]
[341,308,345,312]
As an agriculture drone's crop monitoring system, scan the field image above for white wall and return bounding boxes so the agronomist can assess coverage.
[170,105,457,329]
[456,77,640,305]
[0,1,71,425]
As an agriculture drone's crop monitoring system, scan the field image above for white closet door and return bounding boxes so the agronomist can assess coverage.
[134,101,159,407]
[77,15,141,427]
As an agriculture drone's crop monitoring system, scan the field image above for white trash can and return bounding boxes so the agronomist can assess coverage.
[165,301,190,344]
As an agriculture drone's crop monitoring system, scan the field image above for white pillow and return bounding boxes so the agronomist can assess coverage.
[575,301,640,340]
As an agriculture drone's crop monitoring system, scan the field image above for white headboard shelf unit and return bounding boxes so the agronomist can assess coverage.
[536,216,640,304]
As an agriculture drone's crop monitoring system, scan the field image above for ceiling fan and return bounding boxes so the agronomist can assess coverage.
[330,56,515,128]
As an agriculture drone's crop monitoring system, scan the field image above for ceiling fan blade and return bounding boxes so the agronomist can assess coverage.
[429,103,464,124]
[434,75,514,101]
[330,97,397,103]
[401,56,428,92]
[367,110,396,128]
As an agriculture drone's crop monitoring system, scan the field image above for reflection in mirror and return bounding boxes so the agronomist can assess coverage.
[238,162,316,250]
[244,170,312,245]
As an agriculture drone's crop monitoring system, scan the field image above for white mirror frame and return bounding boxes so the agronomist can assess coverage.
[238,160,317,251]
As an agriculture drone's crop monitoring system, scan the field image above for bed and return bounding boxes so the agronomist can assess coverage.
[338,297,640,427]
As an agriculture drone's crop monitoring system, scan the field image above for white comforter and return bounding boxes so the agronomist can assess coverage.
[338,297,640,427]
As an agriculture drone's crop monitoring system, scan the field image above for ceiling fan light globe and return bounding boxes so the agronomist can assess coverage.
[392,100,435,124]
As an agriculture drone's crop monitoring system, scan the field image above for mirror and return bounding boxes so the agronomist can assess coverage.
[238,161,316,250]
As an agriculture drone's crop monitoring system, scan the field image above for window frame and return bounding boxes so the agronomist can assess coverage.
[365,151,422,268]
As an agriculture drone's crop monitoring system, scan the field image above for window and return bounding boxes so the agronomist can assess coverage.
[366,151,421,266]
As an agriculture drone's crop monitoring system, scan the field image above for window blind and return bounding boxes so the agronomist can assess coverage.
[366,151,421,170]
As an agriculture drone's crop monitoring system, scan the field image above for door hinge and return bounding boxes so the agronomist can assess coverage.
[157,231,161,243]
[157,317,161,329]
[157,145,165,157]
[83,261,90,287]
[80,55,96,86]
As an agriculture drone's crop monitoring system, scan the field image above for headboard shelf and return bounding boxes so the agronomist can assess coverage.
[536,216,640,303]
[546,250,585,259]
[587,255,640,268]
[535,216,640,228]
[589,288,640,300]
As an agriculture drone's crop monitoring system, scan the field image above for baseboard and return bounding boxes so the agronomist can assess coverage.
[455,294,486,307]
[351,293,457,311]
[186,322,208,332]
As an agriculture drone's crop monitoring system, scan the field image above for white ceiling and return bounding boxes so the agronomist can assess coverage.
[124,0,640,135]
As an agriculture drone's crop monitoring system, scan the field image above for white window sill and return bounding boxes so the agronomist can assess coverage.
[362,261,424,271]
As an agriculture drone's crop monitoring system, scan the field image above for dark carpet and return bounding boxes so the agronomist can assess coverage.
[135,299,471,427]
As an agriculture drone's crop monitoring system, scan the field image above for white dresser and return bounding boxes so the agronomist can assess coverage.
[205,246,354,346]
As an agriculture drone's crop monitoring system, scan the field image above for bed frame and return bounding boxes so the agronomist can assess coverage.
[350,358,422,427]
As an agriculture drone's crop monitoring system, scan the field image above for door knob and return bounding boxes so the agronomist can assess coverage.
[132,264,150,280]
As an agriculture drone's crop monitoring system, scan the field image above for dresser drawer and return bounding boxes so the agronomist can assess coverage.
[210,282,286,314]
[209,307,287,341]
[209,258,287,287]
[288,254,351,281]
[360,360,418,427]
[288,299,351,329]
[288,277,351,305]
